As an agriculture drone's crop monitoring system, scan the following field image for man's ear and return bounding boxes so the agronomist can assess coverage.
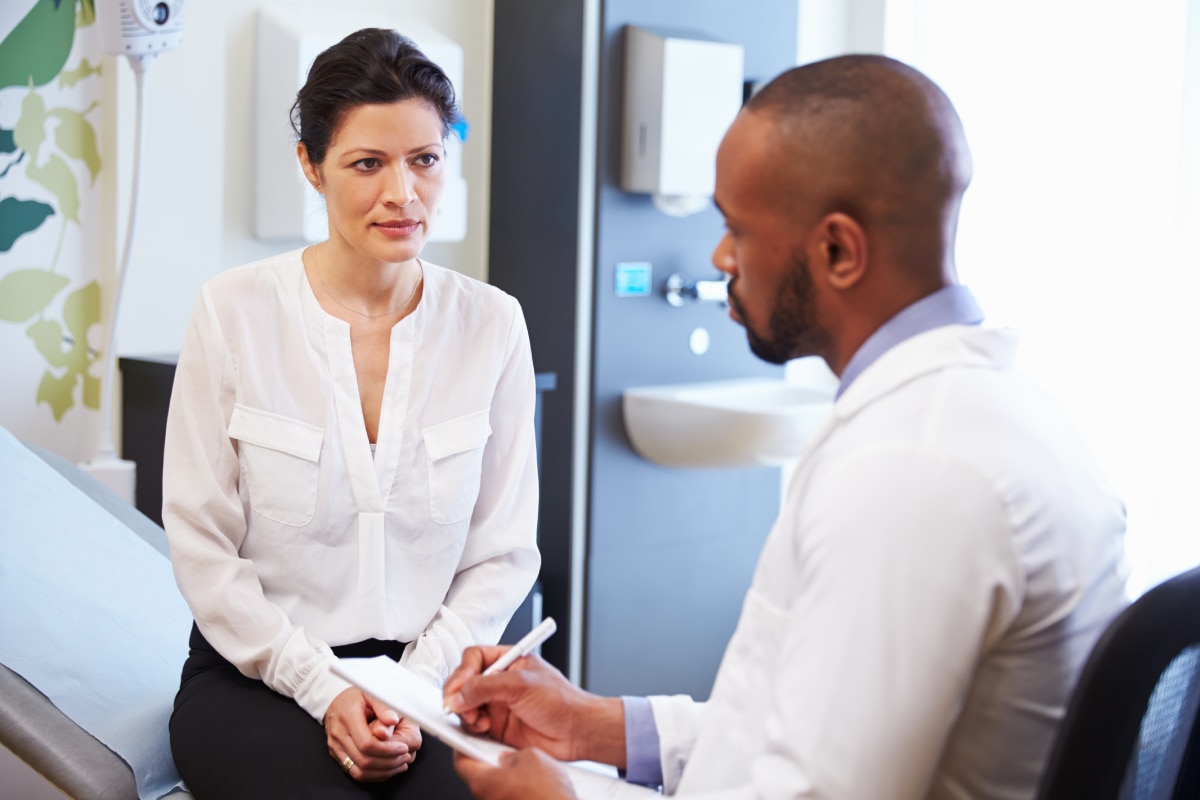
[816,212,867,290]
[297,143,322,193]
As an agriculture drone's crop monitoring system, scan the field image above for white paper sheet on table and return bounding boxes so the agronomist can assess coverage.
[332,657,661,798]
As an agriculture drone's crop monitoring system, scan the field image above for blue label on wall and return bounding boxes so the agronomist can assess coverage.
[614,262,652,297]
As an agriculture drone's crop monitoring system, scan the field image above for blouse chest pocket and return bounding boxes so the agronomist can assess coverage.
[422,408,492,525]
[228,404,324,527]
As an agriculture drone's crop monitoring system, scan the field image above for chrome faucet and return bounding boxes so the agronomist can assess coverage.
[664,273,729,307]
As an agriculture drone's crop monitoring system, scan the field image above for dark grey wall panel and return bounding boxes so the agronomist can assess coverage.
[490,0,799,697]
[488,0,587,673]
[585,0,799,699]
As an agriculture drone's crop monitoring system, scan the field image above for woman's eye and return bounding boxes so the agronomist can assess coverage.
[354,158,381,171]
[415,152,440,167]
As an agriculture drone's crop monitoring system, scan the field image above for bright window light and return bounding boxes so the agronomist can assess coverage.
[883,0,1199,595]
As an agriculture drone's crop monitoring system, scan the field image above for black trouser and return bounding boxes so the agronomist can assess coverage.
[170,623,475,799]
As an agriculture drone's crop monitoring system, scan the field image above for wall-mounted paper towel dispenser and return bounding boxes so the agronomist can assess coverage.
[255,3,467,242]
[620,26,744,216]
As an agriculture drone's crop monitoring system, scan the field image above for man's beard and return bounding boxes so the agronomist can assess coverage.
[729,253,830,365]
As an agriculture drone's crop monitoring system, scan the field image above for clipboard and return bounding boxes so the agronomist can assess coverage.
[331,656,512,765]
[331,656,661,798]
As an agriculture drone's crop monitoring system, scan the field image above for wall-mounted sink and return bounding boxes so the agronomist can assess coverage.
[622,377,835,468]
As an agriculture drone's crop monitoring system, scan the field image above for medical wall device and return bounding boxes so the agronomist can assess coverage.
[98,0,187,69]
[254,3,467,243]
[82,0,187,500]
[620,26,743,216]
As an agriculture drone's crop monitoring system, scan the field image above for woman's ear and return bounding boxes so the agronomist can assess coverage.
[296,143,322,193]
[816,212,867,290]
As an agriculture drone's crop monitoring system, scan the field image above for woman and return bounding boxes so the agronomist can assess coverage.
[163,28,540,798]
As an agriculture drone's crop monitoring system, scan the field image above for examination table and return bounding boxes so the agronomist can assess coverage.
[0,430,192,799]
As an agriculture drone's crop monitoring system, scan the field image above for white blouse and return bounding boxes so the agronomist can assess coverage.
[162,249,541,721]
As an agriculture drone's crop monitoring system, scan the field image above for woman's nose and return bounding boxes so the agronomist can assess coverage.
[384,165,417,207]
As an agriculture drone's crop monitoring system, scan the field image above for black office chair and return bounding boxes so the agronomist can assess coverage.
[1037,565,1200,800]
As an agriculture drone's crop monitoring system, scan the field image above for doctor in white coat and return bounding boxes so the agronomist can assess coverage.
[446,55,1129,800]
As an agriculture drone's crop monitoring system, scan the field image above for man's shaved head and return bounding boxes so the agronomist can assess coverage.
[711,55,975,371]
[744,55,973,285]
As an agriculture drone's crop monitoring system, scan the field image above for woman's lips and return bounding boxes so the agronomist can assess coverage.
[375,219,420,237]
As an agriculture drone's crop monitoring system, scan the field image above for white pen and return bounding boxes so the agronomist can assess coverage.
[443,616,558,713]
[484,616,557,676]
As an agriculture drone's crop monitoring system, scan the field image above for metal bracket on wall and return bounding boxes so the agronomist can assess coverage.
[664,273,729,307]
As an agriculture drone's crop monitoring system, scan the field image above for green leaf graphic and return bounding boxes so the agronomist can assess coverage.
[0,198,56,252]
[27,281,102,418]
[13,89,48,160]
[14,90,48,160]
[77,0,96,29]
[0,268,69,321]
[82,369,100,408]
[62,279,100,362]
[26,153,79,223]
[27,317,71,368]
[58,58,101,89]
[50,106,100,182]
[36,368,76,421]
[0,0,78,91]
[66,282,102,411]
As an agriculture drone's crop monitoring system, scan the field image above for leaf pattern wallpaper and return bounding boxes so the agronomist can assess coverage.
[0,0,104,450]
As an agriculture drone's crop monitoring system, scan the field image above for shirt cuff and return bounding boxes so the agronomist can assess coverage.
[292,656,353,722]
[622,695,664,789]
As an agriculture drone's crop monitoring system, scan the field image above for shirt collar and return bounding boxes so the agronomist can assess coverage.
[836,285,984,398]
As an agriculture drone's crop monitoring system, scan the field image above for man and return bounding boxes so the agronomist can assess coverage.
[447,54,1130,799]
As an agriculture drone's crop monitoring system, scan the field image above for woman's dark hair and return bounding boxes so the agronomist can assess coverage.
[290,28,459,165]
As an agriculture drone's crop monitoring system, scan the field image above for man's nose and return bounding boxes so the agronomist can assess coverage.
[712,231,736,277]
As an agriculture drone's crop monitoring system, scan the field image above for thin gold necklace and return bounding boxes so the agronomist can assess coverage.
[314,248,423,319]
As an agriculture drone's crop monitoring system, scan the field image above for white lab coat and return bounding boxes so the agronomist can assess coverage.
[650,324,1129,799]
[162,249,541,720]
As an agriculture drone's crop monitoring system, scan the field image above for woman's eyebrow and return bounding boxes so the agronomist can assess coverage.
[340,147,388,157]
[339,143,443,158]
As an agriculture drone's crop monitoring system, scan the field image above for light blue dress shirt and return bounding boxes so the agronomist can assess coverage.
[836,284,984,397]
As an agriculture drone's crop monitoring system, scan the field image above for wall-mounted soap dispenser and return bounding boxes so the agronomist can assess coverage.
[620,26,744,217]
[254,2,467,243]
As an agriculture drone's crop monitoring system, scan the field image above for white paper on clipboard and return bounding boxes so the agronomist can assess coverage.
[331,656,661,798]
[331,656,511,765]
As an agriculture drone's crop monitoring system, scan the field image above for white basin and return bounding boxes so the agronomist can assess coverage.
[622,377,835,468]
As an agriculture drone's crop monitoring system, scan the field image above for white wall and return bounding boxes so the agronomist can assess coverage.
[1156,0,1200,588]
[797,0,886,61]
[113,0,496,360]
[105,0,225,361]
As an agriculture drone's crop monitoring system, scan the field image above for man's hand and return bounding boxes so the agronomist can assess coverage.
[454,749,578,800]
[443,645,625,766]
[324,687,420,781]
